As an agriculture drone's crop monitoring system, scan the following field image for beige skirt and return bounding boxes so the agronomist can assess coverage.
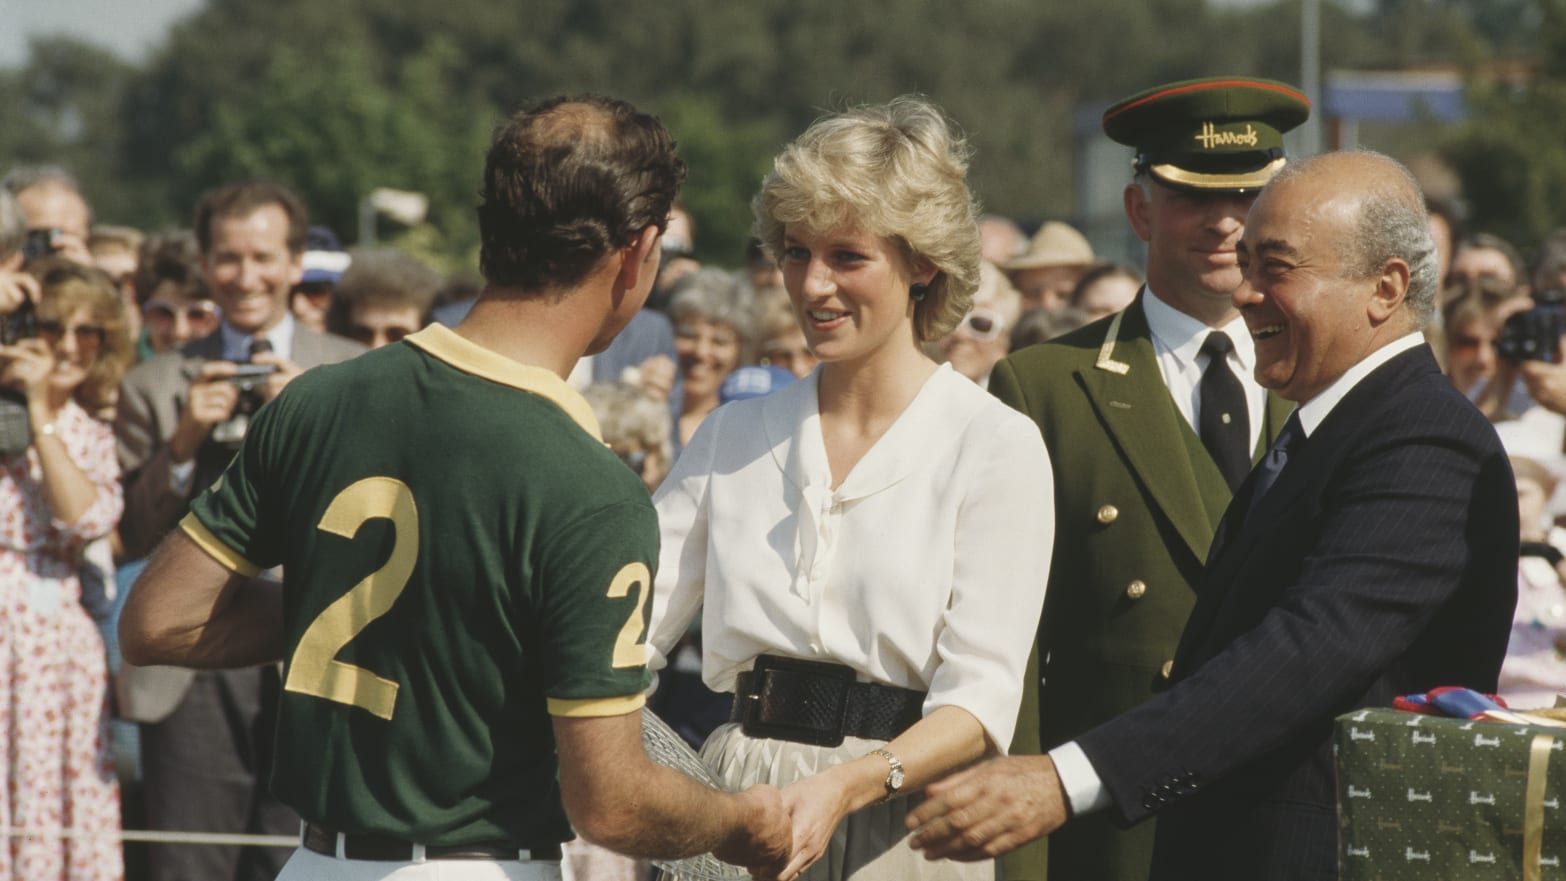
[668,722,994,881]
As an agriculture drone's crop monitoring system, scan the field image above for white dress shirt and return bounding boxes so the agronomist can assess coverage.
[647,363,1055,749]
[1051,331,1427,816]
[219,312,296,362]
[1143,289,1265,452]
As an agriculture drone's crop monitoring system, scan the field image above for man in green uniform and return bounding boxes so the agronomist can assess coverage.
[1000,77,1310,881]
[119,94,791,881]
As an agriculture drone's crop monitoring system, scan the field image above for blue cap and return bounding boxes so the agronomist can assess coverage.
[720,365,796,404]
[300,225,349,285]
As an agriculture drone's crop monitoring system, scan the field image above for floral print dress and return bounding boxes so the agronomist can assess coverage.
[0,400,123,881]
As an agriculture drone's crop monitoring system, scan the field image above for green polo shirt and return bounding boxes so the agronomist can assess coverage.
[184,324,656,847]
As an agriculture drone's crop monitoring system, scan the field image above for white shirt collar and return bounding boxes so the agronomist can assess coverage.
[221,311,295,362]
[1295,332,1424,435]
[1142,286,1255,374]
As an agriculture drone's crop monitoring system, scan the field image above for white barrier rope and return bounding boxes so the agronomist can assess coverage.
[1,827,298,848]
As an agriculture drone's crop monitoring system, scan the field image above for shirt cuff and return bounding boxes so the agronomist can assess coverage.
[1049,741,1113,817]
[169,459,196,495]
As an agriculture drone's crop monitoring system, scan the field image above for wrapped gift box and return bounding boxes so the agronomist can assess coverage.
[1335,708,1566,880]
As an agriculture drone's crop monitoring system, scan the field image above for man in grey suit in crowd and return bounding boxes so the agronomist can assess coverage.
[115,180,363,881]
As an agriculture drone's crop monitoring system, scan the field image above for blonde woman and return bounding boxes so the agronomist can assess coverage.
[0,260,132,881]
[648,97,1054,880]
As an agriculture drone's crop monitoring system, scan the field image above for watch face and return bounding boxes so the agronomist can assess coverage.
[889,768,905,790]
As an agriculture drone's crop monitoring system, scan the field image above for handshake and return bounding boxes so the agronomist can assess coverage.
[700,753,1071,881]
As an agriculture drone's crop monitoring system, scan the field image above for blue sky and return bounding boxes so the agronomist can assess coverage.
[0,0,204,69]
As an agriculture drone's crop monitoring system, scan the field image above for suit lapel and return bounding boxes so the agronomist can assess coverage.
[1197,345,1438,620]
[1261,393,1294,452]
[1079,298,1226,562]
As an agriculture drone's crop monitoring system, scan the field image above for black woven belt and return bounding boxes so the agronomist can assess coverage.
[301,823,561,862]
[730,655,925,747]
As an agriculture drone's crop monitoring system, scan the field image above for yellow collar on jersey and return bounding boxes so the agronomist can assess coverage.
[404,324,603,441]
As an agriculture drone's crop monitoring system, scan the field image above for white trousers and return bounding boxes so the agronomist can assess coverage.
[277,847,564,881]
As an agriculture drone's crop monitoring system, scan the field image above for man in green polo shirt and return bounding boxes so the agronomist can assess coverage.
[119,94,790,881]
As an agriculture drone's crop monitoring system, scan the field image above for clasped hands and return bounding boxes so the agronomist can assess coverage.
[737,754,1069,881]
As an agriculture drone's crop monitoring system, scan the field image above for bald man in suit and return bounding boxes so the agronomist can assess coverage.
[911,150,1517,881]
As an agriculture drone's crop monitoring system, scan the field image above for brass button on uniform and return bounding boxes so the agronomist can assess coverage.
[1160,660,1174,680]
[1125,579,1147,600]
[1096,504,1119,524]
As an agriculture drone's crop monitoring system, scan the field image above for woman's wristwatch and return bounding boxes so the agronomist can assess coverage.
[869,748,904,800]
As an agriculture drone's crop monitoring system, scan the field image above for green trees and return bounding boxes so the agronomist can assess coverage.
[1442,0,1566,251]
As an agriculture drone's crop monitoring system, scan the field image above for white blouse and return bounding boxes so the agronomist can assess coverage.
[648,363,1054,749]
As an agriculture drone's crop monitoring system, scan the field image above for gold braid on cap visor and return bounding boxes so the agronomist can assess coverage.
[1148,156,1287,192]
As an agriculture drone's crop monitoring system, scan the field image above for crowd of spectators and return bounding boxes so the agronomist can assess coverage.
[5,142,1566,881]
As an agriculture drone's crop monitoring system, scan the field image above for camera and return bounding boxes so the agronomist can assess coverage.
[0,297,38,455]
[21,228,61,263]
[1495,288,1566,363]
[210,363,278,449]
[0,295,36,346]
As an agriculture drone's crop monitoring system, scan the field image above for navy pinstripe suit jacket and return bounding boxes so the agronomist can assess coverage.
[1075,343,1519,881]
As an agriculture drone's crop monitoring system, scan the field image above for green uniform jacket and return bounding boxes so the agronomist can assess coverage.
[995,295,1292,881]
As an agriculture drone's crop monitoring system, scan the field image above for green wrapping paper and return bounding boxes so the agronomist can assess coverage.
[1334,708,1566,880]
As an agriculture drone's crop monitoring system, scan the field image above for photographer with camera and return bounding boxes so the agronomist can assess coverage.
[2,165,95,266]
[0,189,40,316]
[114,180,362,881]
[1455,277,1566,458]
[0,256,135,881]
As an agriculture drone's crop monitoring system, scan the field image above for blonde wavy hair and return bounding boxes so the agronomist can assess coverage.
[32,259,134,414]
[752,95,982,341]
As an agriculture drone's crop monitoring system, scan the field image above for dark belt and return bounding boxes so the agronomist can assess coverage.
[301,823,561,862]
[730,655,925,747]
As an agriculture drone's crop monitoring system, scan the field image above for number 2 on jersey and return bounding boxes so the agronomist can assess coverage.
[607,562,651,668]
[284,477,418,720]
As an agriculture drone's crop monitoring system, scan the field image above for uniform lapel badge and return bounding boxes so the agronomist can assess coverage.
[1094,311,1131,375]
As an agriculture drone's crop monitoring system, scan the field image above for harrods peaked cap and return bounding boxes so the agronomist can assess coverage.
[1102,77,1311,193]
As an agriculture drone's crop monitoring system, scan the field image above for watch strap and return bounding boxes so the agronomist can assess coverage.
[869,748,904,800]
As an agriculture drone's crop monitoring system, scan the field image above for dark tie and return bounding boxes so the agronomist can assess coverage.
[249,337,274,361]
[1247,410,1305,517]
[1198,332,1249,491]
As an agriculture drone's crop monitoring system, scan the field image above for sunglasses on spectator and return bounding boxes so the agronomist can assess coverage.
[345,325,415,346]
[36,319,106,347]
[958,307,1005,342]
[144,300,221,325]
[295,283,336,304]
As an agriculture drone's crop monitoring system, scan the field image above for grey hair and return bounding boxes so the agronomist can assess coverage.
[1131,170,1153,199]
[583,381,673,471]
[2,165,83,198]
[1271,150,1439,328]
[666,267,756,360]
